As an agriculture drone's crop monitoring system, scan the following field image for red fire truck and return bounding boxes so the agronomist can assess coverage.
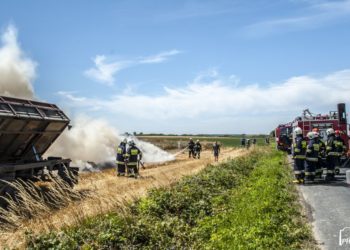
[291,103,349,150]
[274,123,293,153]
[274,103,350,154]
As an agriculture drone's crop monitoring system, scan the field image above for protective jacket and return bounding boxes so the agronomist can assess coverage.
[116,143,126,164]
[195,142,202,152]
[188,141,195,150]
[213,144,220,154]
[293,135,306,159]
[306,138,321,162]
[335,136,346,154]
[126,145,142,166]
[326,135,342,156]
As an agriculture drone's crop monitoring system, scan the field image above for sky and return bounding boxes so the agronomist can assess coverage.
[1,0,350,134]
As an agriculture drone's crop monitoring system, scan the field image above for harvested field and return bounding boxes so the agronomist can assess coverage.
[138,135,268,150]
[0,148,246,249]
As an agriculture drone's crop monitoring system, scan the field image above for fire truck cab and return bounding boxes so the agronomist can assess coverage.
[275,123,293,153]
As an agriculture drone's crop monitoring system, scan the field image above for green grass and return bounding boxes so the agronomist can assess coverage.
[197,150,314,249]
[26,148,314,249]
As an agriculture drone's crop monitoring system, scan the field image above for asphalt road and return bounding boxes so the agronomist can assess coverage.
[298,168,350,250]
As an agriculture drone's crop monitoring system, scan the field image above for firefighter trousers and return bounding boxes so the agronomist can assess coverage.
[117,163,126,175]
[334,156,341,174]
[315,158,324,177]
[189,149,195,158]
[326,156,337,178]
[127,164,138,176]
[305,160,316,181]
[293,159,305,180]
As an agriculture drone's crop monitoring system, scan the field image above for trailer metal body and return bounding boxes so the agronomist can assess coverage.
[0,96,78,198]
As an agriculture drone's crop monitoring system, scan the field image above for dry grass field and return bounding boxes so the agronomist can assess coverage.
[0,148,246,249]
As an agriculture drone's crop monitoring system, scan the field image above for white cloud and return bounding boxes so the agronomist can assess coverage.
[84,55,130,86]
[84,50,181,85]
[243,0,350,37]
[139,49,181,64]
[59,68,350,133]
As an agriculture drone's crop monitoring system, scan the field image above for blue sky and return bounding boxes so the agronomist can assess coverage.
[1,0,350,134]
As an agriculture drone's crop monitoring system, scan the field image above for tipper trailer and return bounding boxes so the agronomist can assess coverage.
[0,96,78,206]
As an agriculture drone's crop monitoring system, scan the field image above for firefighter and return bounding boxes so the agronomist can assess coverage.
[334,130,346,174]
[292,127,306,184]
[265,137,270,144]
[252,138,257,146]
[240,138,246,147]
[213,141,220,162]
[116,139,127,176]
[188,138,195,158]
[125,140,142,178]
[194,140,202,159]
[246,139,251,149]
[305,131,319,182]
[312,129,326,178]
[325,128,339,180]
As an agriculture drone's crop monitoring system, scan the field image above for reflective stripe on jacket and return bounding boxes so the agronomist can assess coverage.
[126,145,142,165]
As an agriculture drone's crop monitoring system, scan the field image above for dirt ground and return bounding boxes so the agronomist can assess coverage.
[0,148,246,249]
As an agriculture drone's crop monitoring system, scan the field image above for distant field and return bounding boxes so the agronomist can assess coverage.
[138,135,270,149]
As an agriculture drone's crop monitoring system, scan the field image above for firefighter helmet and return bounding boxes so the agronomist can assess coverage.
[128,140,135,146]
[196,140,200,143]
[313,131,319,138]
[335,130,341,136]
[121,138,127,144]
[326,128,335,135]
[294,127,303,136]
[307,132,314,139]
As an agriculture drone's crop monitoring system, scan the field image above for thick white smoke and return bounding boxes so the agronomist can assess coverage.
[0,25,36,99]
[132,137,175,163]
[0,24,174,170]
[46,116,175,170]
[46,116,120,165]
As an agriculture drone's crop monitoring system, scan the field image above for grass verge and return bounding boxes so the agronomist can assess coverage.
[26,148,315,249]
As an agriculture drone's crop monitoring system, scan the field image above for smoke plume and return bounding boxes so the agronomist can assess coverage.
[0,24,174,170]
[133,137,175,163]
[46,116,120,164]
[46,116,175,170]
[0,25,36,99]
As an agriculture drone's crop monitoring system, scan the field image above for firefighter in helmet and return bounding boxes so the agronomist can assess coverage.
[194,139,202,159]
[334,130,346,174]
[312,128,326,178]
[325,128,339,180]
[292,127,306,184]
[188,138,195,158]
[116,138,127,176]
[305,131,319,182]
[125,140,142,178]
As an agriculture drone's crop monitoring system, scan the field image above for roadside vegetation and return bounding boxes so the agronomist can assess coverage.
[26,147,315,249]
